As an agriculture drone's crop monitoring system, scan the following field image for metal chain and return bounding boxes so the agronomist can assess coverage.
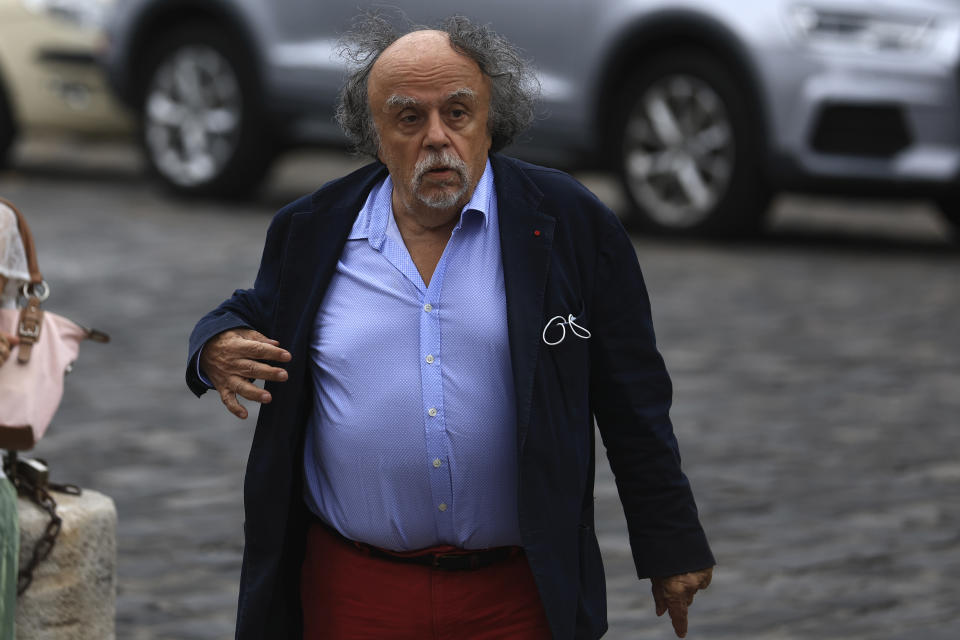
[15,483,60,595]
[2,452,83,595]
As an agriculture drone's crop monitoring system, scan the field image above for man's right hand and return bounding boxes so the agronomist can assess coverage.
[199,328,291,420]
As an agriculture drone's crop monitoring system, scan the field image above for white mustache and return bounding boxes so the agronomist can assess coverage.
[414,152,467,185]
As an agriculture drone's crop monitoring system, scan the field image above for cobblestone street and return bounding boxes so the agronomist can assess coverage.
[2,140,958,639]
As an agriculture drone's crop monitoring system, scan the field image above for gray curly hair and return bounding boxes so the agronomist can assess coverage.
[335,13,540,158]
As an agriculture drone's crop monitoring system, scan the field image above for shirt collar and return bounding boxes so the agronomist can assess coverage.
[349,158,495,251]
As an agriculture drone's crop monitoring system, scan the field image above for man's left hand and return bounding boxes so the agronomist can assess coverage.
[651,566,713,638]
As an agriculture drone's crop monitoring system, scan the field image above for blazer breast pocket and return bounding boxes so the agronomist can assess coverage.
[541,300,590,348]
[541,299,591,396]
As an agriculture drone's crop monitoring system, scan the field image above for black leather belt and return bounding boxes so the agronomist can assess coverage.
[315,519,523,571]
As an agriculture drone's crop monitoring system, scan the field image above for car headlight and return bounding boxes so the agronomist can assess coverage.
[788,5,938,52]
[20,0,112,29]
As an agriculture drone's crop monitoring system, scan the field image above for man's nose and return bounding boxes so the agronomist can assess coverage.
[422,111,451,150]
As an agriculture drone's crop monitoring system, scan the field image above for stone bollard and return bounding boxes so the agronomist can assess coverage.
[16,489,117,640]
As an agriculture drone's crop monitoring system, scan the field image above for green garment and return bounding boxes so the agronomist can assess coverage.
[0,475,17,638]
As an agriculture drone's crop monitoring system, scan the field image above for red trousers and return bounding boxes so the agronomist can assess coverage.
[301,523,553,639]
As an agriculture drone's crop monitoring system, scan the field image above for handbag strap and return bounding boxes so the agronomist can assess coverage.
[0,196,43,285]
[0,197,45,362]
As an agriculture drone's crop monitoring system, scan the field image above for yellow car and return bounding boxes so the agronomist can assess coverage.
[0,0,131,166]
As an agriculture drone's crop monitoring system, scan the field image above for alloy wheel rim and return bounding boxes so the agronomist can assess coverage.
[144,45,242,188]
[623,74,735,228]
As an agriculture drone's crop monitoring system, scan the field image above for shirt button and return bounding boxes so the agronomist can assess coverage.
[428,408,438,417]
[433,458,442,468]
[425,354,435,364]
[438,503,448,512]
[423,303,433,312]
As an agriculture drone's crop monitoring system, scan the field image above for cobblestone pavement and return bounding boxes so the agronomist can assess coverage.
[1,140,958,639]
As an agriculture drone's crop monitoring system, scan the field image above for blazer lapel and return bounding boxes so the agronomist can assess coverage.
[493,155,555,452]
[276,163,388,345]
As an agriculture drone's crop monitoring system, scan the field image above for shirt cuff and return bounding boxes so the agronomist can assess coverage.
[194,346,215,389]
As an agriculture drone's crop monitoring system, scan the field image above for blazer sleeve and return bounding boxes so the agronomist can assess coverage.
[588,212,715,579]
[185,206,295,397]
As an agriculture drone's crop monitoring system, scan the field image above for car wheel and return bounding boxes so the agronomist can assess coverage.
[614,50,769,235]
[0,83,16,169]
[138,26,272,197]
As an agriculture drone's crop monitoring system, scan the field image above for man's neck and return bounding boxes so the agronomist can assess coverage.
[391,195,462,288]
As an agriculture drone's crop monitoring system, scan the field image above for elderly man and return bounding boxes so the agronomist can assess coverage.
[188,15,714,640]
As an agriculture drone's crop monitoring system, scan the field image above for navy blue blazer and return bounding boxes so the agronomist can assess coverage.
[187,154,714,639]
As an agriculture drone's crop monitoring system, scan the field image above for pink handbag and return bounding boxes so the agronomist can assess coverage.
[0,198,107,450]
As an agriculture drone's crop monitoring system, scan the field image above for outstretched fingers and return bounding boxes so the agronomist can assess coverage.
[201,328,291,419]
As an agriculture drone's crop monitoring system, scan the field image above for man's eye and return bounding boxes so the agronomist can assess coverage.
[400,114,419,124]
[450,109,466,118]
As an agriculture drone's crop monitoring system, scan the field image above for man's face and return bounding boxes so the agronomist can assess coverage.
[368,31,493,221]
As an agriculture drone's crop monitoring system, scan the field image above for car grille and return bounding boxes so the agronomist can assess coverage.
[810,104,911,158]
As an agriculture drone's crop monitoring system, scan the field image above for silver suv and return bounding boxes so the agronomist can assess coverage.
[102,0,960,236]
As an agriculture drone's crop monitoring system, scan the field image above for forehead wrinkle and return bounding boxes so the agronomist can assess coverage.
[373,50,485,88]
[370,36,490,109]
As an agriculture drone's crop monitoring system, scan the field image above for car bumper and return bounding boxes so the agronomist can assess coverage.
[759,18,960,191]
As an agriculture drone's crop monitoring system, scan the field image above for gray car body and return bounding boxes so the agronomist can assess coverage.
[102,0,960,206]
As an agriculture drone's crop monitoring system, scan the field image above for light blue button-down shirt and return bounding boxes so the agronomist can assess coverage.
[303,160,521,551]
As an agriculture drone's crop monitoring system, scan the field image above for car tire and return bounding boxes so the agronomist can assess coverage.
[935,197,960,238]
[0,83,16,170]
[613,49,769,236]
[137,26,273,197]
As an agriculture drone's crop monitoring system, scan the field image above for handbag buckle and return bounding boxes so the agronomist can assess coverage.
[19,321,41,339]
